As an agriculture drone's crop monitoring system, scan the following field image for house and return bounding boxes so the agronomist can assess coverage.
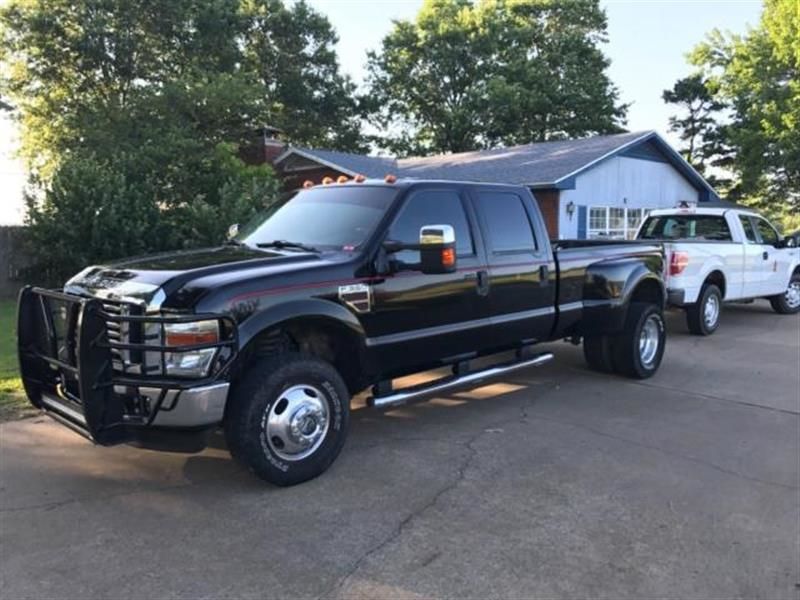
[263,130,719,240]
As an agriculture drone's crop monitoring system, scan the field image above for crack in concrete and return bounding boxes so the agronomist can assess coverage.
[316,418,512,600]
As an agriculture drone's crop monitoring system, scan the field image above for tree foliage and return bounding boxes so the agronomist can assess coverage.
[366,0,627,155]
[0,0,362,279]
[667,0,799,224]
[661,74,726,178]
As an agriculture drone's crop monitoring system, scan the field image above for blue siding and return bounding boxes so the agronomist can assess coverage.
[577,206,587,239]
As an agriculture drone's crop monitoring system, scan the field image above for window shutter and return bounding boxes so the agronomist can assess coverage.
[577,206,587,239]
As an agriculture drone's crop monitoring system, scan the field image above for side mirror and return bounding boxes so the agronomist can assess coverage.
[381,224,457,274]
[419,224,457,274]
[783,236,797,249]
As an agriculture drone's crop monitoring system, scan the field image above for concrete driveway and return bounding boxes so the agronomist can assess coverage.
[1,302,798,599]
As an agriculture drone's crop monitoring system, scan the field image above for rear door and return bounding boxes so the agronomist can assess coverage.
[364,186,491,370]
[470,189,557,346]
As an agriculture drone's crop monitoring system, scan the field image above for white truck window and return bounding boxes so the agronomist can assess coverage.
[738,216,758,243]
[638,215,732,241]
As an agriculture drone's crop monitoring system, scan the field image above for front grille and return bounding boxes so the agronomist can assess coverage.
[102,300,145,374]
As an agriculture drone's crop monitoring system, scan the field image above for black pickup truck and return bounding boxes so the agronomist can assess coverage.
[18,179,666,485]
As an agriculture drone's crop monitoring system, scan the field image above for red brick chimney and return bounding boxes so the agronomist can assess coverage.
[261,125,286,165]
[240,125,287,166]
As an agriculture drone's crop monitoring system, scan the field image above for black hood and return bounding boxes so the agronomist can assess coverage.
[63,245,324,307]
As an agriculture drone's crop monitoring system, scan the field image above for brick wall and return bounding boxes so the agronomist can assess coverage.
[531,189,560,239]
[0,226,31,298]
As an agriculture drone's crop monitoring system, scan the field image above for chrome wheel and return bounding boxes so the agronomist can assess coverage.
[703,294,720,328]
[639,315,661,367]
[785,281,800,309]
[265,384,330,461]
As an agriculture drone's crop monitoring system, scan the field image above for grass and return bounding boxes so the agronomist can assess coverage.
[0,298,36,420]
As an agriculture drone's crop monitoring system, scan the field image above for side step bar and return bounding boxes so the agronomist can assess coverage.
[367,352,554,410]
[40,392,93,441]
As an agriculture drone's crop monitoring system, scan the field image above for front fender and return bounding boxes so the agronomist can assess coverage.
[236,298,366,350]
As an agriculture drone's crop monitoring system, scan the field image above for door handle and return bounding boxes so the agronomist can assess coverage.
[466,270,490,296]
[763,251,769,260]
[539,265,549,286]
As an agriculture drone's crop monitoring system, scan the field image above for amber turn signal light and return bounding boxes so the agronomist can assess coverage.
[441,248,456,268]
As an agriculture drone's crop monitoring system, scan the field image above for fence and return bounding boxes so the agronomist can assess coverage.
[0,226,31,298]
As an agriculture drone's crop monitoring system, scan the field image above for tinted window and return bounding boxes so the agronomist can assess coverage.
[239,186,397,250]
[739,216,757,243]
[475,192,537,252]
[754,217,779,245]
[638,215,732,241]
[388,190,473,263]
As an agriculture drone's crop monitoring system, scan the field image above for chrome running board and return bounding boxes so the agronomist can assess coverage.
[367,352,554,410]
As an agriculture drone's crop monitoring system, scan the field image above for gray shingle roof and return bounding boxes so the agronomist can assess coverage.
[398,131,652,185]
[280,147,398,178]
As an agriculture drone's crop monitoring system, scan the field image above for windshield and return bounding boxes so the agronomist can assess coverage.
[237,186,398,251]
[637,215,733,241]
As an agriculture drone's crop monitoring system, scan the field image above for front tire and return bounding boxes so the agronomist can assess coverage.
[224,353,350,486]
[686,284,722,335]
[612,303,666,379]
[769,272,800,314]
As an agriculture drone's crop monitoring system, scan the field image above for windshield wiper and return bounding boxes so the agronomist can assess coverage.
[255,239,320,253]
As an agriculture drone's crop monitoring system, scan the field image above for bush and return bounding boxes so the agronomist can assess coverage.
[24,145,281,284]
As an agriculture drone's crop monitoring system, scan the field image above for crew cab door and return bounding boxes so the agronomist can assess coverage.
[470,189,557,346]
[363,187,491,372]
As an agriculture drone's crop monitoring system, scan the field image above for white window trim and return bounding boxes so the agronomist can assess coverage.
[587,206,649,240]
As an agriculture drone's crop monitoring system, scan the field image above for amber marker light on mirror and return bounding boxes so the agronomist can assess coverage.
[442,248,456,268]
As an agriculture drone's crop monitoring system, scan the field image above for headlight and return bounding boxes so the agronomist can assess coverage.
[163,320,220,377]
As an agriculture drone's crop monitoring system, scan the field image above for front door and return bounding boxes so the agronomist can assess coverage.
[738,215,764,298]
[470,189,557,347]
[752,216,792,296]
[363,187,491,374]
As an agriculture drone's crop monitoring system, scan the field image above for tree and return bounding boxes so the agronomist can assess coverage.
[366,0,627,155]
[661,75,726,173]
[240,0,366,152]
[686,0,799,219]
[0,0,362,278]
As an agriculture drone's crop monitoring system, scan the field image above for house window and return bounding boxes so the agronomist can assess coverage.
[587,206,649,240]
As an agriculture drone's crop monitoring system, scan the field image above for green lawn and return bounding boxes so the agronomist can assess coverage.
[0,298,35,420]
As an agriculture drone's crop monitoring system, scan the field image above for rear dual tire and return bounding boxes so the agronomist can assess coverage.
[583,303,666,380]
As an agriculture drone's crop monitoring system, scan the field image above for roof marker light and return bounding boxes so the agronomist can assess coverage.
[322,176,334,185]
[384,174,397,184]
[337,175,349,183]
[354,174,366,183]
[302,180,314,189]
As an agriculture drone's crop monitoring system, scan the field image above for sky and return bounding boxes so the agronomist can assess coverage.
[0,0,763,225]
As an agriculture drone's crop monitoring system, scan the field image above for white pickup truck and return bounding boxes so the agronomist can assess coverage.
[636,206,800,335]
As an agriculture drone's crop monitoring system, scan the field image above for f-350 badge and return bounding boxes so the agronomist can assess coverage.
[338,283,371,313]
